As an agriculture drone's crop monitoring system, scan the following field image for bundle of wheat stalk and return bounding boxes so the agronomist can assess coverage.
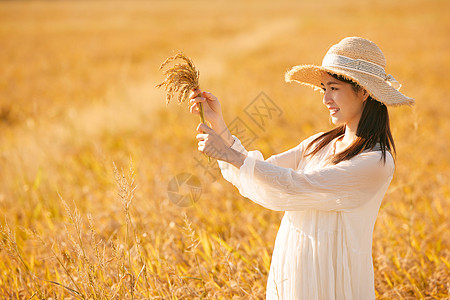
[156,53,211,162]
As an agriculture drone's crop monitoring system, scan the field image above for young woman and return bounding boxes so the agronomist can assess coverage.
[189,37,414,299]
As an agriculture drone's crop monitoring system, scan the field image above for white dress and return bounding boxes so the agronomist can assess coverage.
[217,133,395,300]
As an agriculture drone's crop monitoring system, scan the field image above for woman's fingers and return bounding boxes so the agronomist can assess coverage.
[189,102,202,115]
[189,96,205,105]
[189,89,202,99]
[189,95,209,116]
[196,133,207,140]
[189,95,205,111]
[189,105,196,114]
[189,91,217,108]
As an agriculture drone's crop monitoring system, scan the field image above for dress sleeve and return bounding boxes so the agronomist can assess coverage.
[236,149,395,212]
[216,135,249,187]
[217,134,320,193]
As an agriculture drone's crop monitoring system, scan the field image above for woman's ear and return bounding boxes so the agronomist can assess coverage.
[360,88,370,103]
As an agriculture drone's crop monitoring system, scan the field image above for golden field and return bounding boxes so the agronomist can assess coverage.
[0,0,449,298]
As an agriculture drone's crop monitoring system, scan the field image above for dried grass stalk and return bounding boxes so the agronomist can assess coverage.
[156,53,206,122]
[156,52,211,162]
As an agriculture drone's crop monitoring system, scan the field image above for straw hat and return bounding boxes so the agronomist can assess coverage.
[285,37,414,106]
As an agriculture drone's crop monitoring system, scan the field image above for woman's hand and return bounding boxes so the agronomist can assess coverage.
[196,123,230,161]
[189,89,223,126]
[196,123,247,168]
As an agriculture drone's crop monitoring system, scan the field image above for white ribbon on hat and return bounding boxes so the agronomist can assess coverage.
[322,54,402,90]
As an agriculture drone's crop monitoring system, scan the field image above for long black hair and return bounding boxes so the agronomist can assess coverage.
[304,73,395,164]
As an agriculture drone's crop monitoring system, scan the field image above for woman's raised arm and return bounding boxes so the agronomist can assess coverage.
[235,149,395,212]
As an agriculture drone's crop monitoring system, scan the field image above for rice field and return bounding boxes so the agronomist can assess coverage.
[0,0,449,298]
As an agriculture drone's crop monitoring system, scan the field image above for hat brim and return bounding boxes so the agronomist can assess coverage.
[285,65,414,106]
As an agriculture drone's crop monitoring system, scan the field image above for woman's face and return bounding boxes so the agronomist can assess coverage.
[321,73,368,130]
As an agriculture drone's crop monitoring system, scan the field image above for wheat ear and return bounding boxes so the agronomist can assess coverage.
[156,52,211,162]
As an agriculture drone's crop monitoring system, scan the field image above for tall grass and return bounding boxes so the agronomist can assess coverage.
[0,0,449,298]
